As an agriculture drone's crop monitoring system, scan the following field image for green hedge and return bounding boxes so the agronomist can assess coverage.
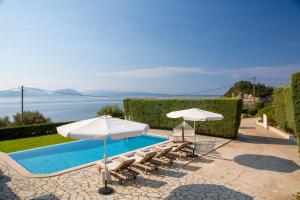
[124,98,243,138]
[291,72,300,151]
[273,86,295,133]
[123,98,132,117]
[273,72,300,152]
[258,105,275,124]
[0,122,71,140]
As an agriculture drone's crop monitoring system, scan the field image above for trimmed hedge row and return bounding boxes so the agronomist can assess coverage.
[291,72,300,151]
[273,72,300,152]
[258,105,275,124]
[0,122,71,140]
[273,86,295,133]
[124,98,243,138]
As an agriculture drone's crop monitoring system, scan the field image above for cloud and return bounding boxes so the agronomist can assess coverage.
[97,64,300,79]
[97,67,216,78]
[222,64,300,79]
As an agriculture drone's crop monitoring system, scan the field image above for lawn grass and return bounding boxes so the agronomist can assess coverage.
[0,134,75,153]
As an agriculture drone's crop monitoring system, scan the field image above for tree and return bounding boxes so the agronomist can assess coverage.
[97,105,124,118]
[13,111,51,126]
[255,101,265,110]
[224,81,273,98]
[0,116,11,128]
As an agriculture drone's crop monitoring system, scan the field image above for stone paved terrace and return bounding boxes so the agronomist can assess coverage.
[1,118,300,200]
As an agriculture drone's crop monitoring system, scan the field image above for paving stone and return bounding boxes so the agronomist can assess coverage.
[1,122,299,200]
[17,190,35,198]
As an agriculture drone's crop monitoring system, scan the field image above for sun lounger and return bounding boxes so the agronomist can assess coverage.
[162,142,194,160]
[170,141,194,159]
[97,158,139,184]
[150,146,175,166]
[121,150,158,174]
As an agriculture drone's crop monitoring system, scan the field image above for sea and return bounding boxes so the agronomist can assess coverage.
[0,95,221,122]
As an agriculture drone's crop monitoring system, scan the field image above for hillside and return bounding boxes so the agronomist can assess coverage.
[0,88,82,97]
[54,89,82,95]
[224,81,273,98]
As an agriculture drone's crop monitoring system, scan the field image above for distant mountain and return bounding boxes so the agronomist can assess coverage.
[25,89,49,96]
[0,87,220,98]
[0,88,82,97]
[83,90,222,98]
[0,90,20,97]
[0,89,48,97]
[54,88,82,95]
[224,81,273,98]
[84,90,168,97]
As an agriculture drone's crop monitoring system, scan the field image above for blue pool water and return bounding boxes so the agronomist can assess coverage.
[9,135,167,174]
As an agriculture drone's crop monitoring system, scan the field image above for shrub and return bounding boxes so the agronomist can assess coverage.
[247,108,258,116]
[273,86,295,133]
[123,99,132,117]
[0,116,11,128]
[242,108,249,114]
[124,98,243,138]
[291,72,300,151]
[224,81,273,98]
[0,122,71,140]
[97,105,124,118]
[255,101,264,110]
[258,105,276,124]
[272,72,300,152]
[13,111,51,126]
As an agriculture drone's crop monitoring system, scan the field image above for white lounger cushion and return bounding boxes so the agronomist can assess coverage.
[121,154,144,163]
[97,159,122,171]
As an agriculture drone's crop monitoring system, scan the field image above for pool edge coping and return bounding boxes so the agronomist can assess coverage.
[0,134,171,178]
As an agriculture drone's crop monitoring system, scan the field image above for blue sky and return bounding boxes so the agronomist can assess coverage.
[0,0,299,94]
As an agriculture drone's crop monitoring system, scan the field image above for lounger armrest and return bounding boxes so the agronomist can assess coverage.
[119,155,130,161]
[180,148,193,153]
[110,170,128,181]
[136,151,146,157]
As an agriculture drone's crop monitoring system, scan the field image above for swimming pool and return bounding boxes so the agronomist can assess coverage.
[9,134,167,174]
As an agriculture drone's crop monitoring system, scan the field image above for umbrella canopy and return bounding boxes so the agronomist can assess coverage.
[167,108,224,143]
[167,108,223,121]
[57,115,149,140]
[57,115,149,194]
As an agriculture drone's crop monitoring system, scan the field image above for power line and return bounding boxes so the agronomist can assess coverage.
[25,87,123,98]
[0,81,242,99]
[180,78,254,96]
[0,87,21,94]
[26,84,235,98]
[188,83,235,95]
[25,85,232,98]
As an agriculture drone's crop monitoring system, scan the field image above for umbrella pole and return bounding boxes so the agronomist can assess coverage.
[193,121,195,153]
[182,120,185,142]
[99,138,114,195]
[188,121,199,158]
[192,121,197,157]
[104,139,107,190]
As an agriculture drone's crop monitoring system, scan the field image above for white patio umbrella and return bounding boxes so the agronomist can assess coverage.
[57,115,149,195]
[167,108,224,122]
[167,108,223,156]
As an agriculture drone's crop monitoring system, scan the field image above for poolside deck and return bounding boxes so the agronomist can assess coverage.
[1,118,300,200]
